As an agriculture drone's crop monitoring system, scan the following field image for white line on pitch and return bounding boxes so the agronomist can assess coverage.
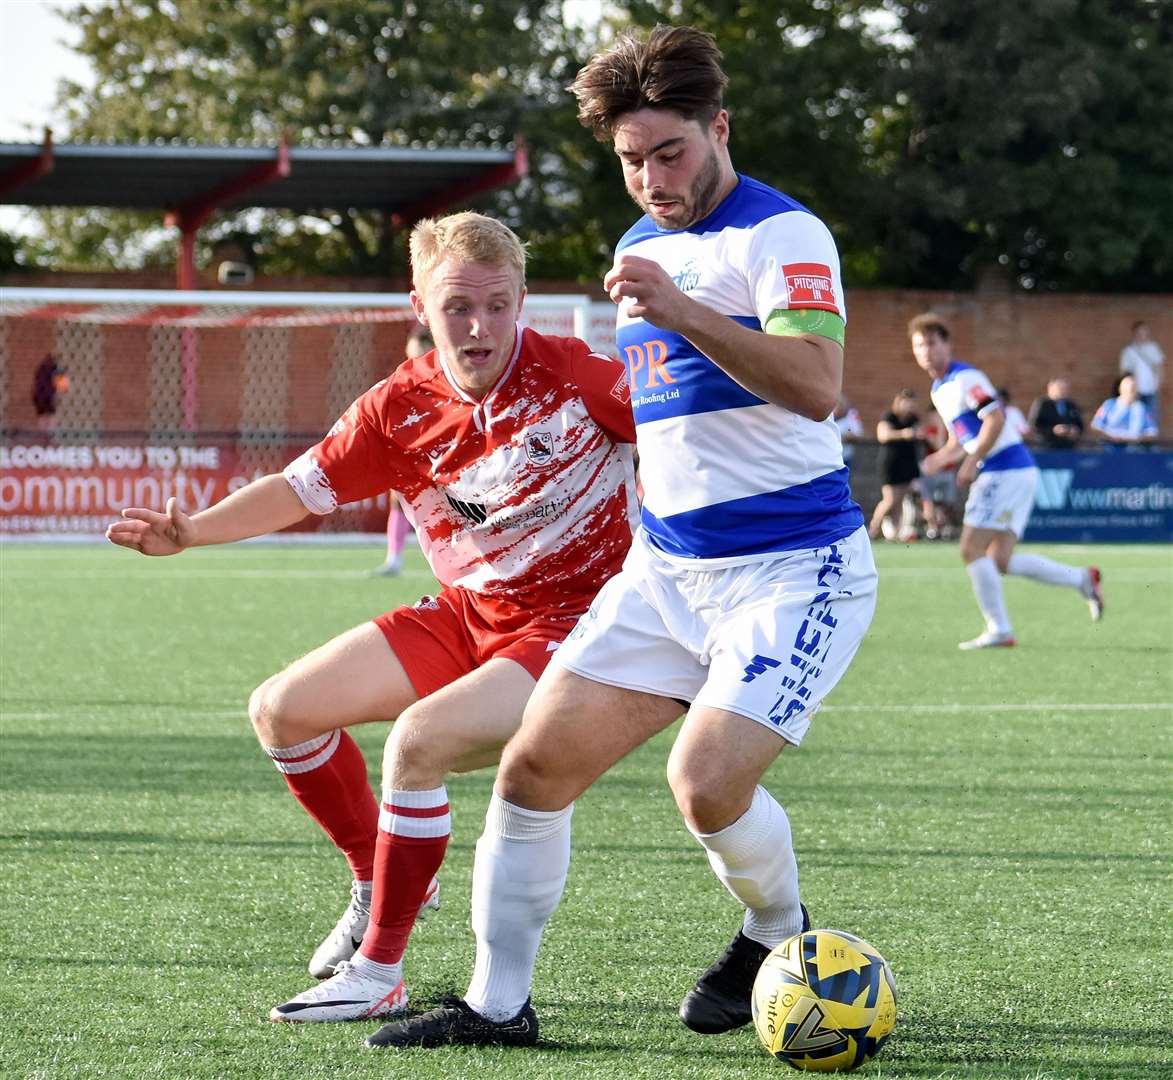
[0,568,434,580]
[822,702,1172,713]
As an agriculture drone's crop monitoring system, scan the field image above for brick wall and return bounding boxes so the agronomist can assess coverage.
[842,286,1172,432]
[4,270,1169,431]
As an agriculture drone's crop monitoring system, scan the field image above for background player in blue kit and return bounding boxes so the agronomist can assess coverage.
[370,24,878,1050]
[910,313,1104,649]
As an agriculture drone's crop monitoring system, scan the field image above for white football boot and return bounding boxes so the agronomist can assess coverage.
[1083,566,1105,622]
[270,960,406,1023]
[958,630,1016,651]
[308,877,441,979]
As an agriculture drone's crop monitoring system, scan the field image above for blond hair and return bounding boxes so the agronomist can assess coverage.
[409,211,527,295]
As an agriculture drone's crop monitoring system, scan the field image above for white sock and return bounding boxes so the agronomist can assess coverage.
[966,556,1012,634]
[351,952,401,985]
[690,786,803,949]
[464,794,573,1022]
[1006,553,1085,591]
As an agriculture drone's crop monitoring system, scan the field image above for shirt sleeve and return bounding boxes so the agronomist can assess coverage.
[283,387,408,514]
[746,210,846,328]
[961,369,1000,418]
[569,340,636,445]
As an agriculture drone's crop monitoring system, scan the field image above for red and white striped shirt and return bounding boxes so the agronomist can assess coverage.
[285,326,638,618]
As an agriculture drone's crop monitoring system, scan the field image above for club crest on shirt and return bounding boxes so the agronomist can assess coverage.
[524,430,555,467]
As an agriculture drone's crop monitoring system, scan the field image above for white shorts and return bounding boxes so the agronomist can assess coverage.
[552,526,878,746]
[962,466,1038,537]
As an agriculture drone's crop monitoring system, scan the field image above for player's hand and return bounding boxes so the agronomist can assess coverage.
[604,254,693,330]
[956,456,979,488]
[105,497,196,556]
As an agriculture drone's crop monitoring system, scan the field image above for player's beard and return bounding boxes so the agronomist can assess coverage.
[635,144,725,230]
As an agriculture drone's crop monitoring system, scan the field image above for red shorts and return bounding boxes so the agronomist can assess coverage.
[373,586,580,699]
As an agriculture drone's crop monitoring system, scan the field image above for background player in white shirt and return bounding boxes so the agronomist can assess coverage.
[373,25,877,1050]
[1118,320,1164,420]
[106,212,638,1034]
[910,314,1103,649]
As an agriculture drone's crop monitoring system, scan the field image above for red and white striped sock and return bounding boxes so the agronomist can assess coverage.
[360,785,450,966]
[265,729,378,882]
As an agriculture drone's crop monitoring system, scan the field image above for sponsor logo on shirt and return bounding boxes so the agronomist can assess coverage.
[609,368,631,405]
[672,258,702,293]
[622,340,676,391]
[782,262,839,313]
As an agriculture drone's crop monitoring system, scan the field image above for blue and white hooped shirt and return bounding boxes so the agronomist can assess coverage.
[1091,396,1158,442]
[614,174,863,564]
[930,361,1034,472]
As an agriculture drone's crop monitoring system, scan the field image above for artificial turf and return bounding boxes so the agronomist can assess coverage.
[1,539,1170,1079]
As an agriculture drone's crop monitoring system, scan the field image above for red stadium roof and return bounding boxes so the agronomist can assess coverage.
[0,132,527,288]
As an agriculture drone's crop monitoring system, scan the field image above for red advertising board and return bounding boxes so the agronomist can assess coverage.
[0,441,388,534]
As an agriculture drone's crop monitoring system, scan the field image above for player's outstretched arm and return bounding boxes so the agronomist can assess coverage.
[105,473,309,556]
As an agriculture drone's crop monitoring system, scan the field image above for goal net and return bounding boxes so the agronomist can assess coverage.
[0,288,605,536]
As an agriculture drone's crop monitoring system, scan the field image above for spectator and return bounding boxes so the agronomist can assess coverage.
[916,407,957,539]
[32,354,70,432]
[1118,321,1164,422]
[997,387,1031,440]
[1028,377,1084,449]
[868,389,921,541]
[373,324,434,576]
[833,393,863,465]
[1091,374,1158,448]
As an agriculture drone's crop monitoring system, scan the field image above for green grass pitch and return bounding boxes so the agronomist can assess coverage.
[1,539,1170,1080]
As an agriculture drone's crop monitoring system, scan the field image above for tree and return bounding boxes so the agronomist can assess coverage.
[34,0,586,278]
[24,0,1173,291]
[879,0,1173,290]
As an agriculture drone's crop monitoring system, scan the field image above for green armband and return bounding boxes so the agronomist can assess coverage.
[764,308,845,348]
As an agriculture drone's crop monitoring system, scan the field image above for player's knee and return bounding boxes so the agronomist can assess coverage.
[382,707,444,787]
[248,674,302,746]
[667,756,736,833]
[497,739,568,807]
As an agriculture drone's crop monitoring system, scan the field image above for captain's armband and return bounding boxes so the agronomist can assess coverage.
[764,308,845,348]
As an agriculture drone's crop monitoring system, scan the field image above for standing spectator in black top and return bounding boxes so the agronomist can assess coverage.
[1028,377,1084,449]
[32,354,70,433]
[868,389,922,541]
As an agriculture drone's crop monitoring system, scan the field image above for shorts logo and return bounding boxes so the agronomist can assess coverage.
[741,654,782,683]
[524,430,555,467]
[782,263,839,313]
